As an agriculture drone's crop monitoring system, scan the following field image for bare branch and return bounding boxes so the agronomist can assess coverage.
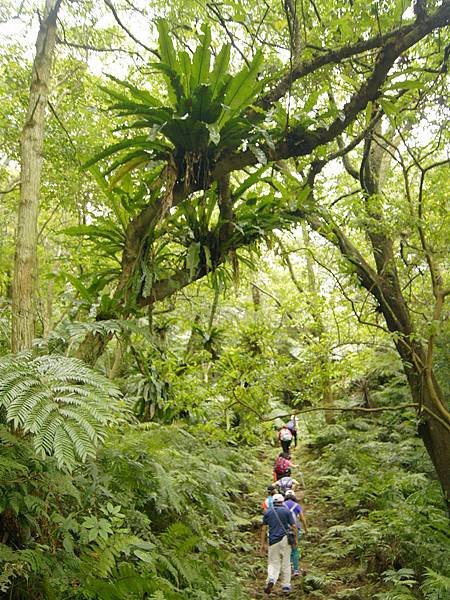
[103,0,159,58]
[57,37,143,58]
[265,403,420,421]
[0,179,20,195]
[206,1,251,66]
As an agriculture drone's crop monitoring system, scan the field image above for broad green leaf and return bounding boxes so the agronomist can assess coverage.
[108,155,151,187]
[179,50,192,96]
[233,165,269,199]
[303,89,320,113]
[83,137,166,169]
[162,118,209,150]
[203,245,212,271]
[388,80,423,91]
[191,25,211,88]
[156,19,178,73]
[365,101,373,127]
[379,98,398,119]
[210,43,231,98]
[150,62,186,111]
[217,117,254,150]
[63,274,94,302]
[87,165,129,231]
[103,150,154,177]
[218,51,264,127]
[105,74,162,106]
[190,85,222,123]
[60,224,125,245]
[109,104,173,125]
[186,242,201,279]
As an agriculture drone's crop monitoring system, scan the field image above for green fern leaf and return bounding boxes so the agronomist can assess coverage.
[191,25,211,88]
[0,354,120,471]
[210,43,231,98]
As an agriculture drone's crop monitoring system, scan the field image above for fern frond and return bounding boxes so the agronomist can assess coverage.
[0,354,121,470]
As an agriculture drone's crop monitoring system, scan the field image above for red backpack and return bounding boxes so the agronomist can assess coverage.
[274,455,290,477]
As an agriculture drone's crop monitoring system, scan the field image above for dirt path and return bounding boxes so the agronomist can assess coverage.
[241,443,350,599]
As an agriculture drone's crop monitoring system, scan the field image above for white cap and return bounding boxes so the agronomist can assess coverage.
[272,493,284,503]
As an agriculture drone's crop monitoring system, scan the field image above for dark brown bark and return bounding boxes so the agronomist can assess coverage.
[76,327,113,365]
[213,2,450,180]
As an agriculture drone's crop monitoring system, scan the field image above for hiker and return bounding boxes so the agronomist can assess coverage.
[273,452,296,481]
[262,484,277,511]
[284,489,308,576]
[286,415,298,448]
[278,424,293,453]
[260,493,297,595]
[277,469,299,495]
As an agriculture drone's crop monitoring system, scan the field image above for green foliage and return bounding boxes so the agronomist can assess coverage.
[0,413,260,599]
[0,354,120,470]
[421,568,450,600]
[86,20,266,183]
[305,409,450,598]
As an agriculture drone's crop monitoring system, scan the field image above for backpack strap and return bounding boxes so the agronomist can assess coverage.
[270,506,289,538]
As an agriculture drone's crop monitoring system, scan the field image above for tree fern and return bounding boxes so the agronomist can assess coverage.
[421,568,450,600]
[0,354,120,470]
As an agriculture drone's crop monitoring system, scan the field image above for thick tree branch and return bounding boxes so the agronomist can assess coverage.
[211,3,450,182]
[213,2,450,180]
[258,2,450,109]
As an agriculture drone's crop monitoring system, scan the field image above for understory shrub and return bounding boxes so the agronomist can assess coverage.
[307,410,450,598]
[0,422,257,599]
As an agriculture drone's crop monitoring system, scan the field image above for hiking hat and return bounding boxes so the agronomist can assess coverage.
[285,490,296,500]
[272,493,284,504]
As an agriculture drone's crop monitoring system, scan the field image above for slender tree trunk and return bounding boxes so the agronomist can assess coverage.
[302,225,335,422]
[42,276,54,337]
[11,0,62,352]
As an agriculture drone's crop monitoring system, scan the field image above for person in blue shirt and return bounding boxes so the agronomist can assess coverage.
[284,490,308,576]
[260,494,297,594]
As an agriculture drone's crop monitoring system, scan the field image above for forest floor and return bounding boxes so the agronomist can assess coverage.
[240,441,366,600]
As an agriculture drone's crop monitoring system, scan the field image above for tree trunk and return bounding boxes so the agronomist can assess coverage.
[11,0,62,352]
[302,225,335,423]
[301,119,450,505]
[395,338,450,510]
[76,327,113,365]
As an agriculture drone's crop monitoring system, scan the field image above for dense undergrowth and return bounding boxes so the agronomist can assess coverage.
[0,421,262,599]
[0,341,449,599]
[297,410,450,600]
[1,403,449,599]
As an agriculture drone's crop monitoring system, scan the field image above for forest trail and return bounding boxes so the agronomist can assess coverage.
[243,441,354,600]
